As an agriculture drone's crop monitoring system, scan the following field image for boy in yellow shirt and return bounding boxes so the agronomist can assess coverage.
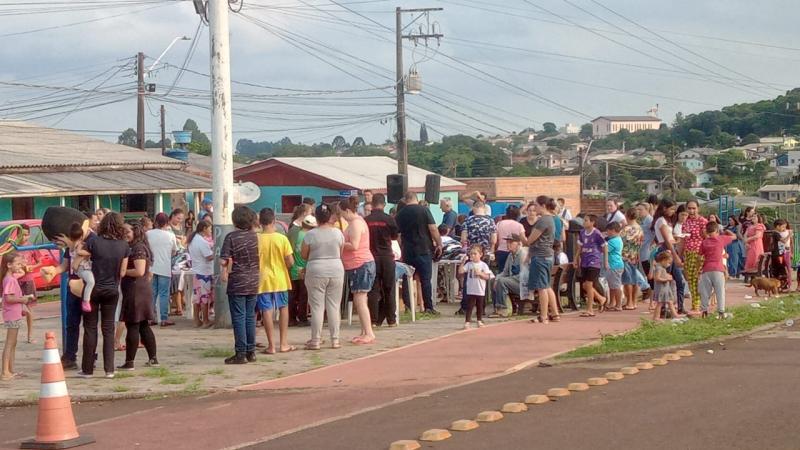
[257,208,295,354]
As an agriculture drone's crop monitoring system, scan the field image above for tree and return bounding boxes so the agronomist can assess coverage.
[741,133,760,145]
[117,128,137,147]
[183,119,211,155]
[144,138,171,148]
[579,123,593,140]
[352,137,366,147]
[332,135,347,150]
[542,122,557,133]
[420,123,429,144]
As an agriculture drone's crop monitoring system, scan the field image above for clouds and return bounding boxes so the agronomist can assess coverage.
[0,0,798,145]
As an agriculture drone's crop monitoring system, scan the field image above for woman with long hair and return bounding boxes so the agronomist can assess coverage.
[118,222,158,370]
[79,212,130,378]
[339,197,377,344]
[184,210,196,235]
[725,216,745,278]
[744,213,766,280]
[651,198,685,313]
[188,221,215,327]
[525,196,559,323]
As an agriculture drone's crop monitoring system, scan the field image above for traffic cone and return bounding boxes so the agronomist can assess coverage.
[21,332,94,449]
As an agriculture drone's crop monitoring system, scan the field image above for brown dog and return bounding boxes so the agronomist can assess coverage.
[749,277,781,297]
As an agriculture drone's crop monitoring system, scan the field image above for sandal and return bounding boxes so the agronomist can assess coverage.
[579,312,596,317]
[261,348,276,355]
[279,345,296,353]
[115,344,126,352]
[304,342,321,350]
[352,336,375,345]
[550,315,561,322]
[331,340,341,349]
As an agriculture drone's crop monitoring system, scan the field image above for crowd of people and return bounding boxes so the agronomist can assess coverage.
[0,189,793,379]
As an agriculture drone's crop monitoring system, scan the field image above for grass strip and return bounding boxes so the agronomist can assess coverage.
[560,295,800,359]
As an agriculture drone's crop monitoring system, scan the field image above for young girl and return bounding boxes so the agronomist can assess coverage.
[2,252,34,380]
[652,251,680,321]
[71,230,95,313]
[458,245,494,329]
[775,219,793,291]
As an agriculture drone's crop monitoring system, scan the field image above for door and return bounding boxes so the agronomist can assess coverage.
[281,195,302,214]
[11,197,33,219]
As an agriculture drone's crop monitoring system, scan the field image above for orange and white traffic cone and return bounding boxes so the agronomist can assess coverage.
[21,332,94,449]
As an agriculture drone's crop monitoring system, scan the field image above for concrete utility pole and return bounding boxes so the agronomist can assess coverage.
[207,0,236,328]
[395,7,443,175]
[160,104,166,155]
[137,52,145,150]
[605,161,610,199]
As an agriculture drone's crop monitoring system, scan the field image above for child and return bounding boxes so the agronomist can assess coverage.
[220,206,261,365]
[576,214,607,317]
[605,222,625,311]
[699,222,737,319]
[2,252,34,380]
[775,219,792,291]
[71,228,95,313]
[256,208,295,355]
[652,251,680,321]
[458,245,494,329]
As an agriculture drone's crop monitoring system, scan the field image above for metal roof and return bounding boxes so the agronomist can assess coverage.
[591,116,662,122]
[0,121,185,171]
[239,156,465,190]
[0,169,210,198]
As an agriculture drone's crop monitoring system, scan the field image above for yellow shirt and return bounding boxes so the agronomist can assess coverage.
[257,232,294,293]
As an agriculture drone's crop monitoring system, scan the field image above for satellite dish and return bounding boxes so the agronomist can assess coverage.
[234,182,261,204]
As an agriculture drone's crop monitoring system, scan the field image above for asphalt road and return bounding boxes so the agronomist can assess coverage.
[260,324,800,450]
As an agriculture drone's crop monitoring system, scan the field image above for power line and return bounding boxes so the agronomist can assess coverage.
[0,3,171,37]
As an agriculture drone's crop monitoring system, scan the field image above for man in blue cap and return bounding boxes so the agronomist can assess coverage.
[198,197,213,222]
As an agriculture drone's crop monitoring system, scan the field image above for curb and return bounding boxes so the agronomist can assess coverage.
[542,316,798,366]
[0,387,219,408]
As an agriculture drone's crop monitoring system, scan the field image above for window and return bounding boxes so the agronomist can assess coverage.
[11,197,33,220]
[281,195,302,214]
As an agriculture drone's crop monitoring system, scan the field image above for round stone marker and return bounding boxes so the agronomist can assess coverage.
[635,362,654,370]
[676,349,693,357]
[621,367,639,375]
[524,394,550,405]
[476,411,504,422]
[419,429,451,442]
[501,402,528,413]
[587,377,609,386]
[568,382,590,391]
[663,353,681,361]
[450,420,479,432]
[651,358,668,366]
[389,440,421,450]
[547,388,571,398]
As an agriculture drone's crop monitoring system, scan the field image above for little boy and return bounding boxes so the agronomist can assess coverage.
[256,208,295,354]
[576,214,608,316]
[605,222,625,311]
[220,206,260,365]
[699,221,737,319]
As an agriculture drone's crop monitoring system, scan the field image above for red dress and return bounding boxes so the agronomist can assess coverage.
[744,223,765,273]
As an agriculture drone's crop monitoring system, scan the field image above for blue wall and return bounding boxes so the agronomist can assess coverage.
[458,201,524,218]
[0,199,11,221]
[247,186,342,213]
[34,197,62,218]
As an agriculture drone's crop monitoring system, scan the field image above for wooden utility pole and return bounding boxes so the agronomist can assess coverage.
[137,52,145,150]
[395,7,443,175]
[160,104,166,155]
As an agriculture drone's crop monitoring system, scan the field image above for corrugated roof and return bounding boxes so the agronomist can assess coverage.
[758,184,800,192]
[144,148,244,174]
[592,116,662,122]
[0,121,185,170]
[241,156,465,190]
[0,169,210,198]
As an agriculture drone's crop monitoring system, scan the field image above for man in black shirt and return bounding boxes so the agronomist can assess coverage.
[365,194,399,326]
[395,191,443,314]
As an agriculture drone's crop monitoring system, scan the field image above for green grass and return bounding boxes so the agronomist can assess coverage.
[308,353,325,367]
[111,385,129,393]
[400,309,439,322]
[182,382,202,393]
[201,347,231,358]
[205,368,225,376]
[114,371,135,379]
[160,374,188,385]
[142,367,171,378]
[560,296,800,359]
[36,294,60,304]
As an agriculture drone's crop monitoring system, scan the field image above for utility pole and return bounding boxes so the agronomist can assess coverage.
[604,161,610,199]
[395,7,443,175]
[672,149,678,198]
[137,52,145,150]
[160,104,166,155]
[579,140,592,212]
[208,0,236,328]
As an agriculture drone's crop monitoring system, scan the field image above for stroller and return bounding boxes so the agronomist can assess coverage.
[759,230,789,291]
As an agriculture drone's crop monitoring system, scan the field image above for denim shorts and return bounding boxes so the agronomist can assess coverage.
[347,260,376,293]
[528,256,553,290]
[621,261,638,285]
[604,268,624,290]
[257,291,289,311]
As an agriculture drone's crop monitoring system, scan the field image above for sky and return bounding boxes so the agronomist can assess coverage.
[0,0,798,147]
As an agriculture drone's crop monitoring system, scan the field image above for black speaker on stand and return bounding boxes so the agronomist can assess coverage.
[387,174,407,204]
[424,174,441,204]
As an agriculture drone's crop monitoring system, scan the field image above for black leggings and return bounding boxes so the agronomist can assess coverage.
[465,294,485,322]
[125,321,157,363]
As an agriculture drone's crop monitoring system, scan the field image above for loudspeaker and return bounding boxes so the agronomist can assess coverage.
[424,174,441,204]
[387,174,407,204]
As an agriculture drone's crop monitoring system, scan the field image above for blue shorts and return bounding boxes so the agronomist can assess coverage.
[604,268,624,290]
[528,256,553,290]
[621,261,638,285]
[347,260,376,293]
[257,291,289,311]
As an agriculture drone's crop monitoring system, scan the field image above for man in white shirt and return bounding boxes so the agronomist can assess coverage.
[557,198,573,221]
[146,212,178,326]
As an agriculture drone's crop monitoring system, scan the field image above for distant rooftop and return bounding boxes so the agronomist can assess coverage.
[592,116,662,122]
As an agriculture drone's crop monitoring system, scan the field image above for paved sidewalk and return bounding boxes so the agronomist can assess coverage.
[0,281,764,449]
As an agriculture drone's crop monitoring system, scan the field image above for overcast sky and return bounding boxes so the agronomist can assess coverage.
[1,0,798,146]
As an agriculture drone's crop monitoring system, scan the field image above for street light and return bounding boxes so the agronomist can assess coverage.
[146,36,192,75]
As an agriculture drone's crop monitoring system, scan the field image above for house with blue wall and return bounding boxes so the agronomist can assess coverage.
[0,121,210,221]
[234,156,465,223]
